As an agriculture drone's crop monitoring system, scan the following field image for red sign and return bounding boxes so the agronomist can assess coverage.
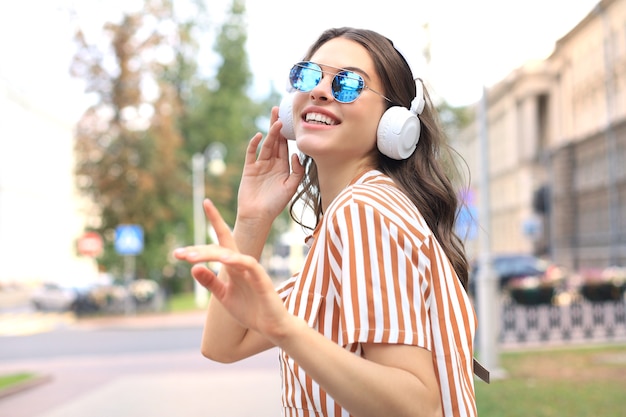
[77,232,104,257]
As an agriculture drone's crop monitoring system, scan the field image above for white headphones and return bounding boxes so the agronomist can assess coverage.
[278,79,425,160]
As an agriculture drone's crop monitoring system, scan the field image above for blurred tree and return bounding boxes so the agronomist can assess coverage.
[70,0,208,284]
[437,100,473,139]
[179,0,277,227]
[70,0,288,289]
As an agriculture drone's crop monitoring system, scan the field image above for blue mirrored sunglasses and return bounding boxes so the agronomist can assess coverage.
[288,61,392,104]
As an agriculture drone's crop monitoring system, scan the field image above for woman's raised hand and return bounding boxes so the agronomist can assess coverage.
[173,199,289,337]
[236,107,304,223]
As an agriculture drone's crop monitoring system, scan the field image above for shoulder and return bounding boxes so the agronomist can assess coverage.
[328,170,418,215]
[326,170,430,237]
[330,170,408,213]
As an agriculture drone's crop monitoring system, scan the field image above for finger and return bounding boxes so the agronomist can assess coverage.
[283,154,305,192]
[276,130,290,160]
[218,253,272,290]
[219,251,258,268]
[269,106,279,125]
[203,199,237,249]
[290,152,305,177]
[244,133,263,165]
[191,264,225,297]
[257,120,282,161]
[173,244,234,263]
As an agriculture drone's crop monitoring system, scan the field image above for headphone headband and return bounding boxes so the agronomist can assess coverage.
[410,79,425,115]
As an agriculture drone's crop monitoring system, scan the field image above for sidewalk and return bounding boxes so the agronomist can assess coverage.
[1,309,283,417]
[36,367,282,417]
[0,310,208,397]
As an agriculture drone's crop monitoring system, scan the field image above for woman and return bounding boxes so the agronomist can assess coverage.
[174,27,482,417]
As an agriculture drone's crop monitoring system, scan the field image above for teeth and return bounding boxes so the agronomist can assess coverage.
[305,112,336,125]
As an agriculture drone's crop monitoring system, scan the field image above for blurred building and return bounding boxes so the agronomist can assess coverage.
[0,77,98,287]
[457,0,626,271]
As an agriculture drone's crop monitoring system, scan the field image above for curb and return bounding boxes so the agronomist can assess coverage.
[0,374,53,399]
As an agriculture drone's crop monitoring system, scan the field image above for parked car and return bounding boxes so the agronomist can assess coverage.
[469,254,567,304]
[30,282,99,313]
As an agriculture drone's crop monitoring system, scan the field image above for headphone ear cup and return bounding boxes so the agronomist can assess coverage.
[376,106,420,160]
[278,94,296,140]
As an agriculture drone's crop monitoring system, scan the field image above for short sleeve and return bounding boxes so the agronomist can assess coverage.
[329,196,432,350]
[276,275,297,302]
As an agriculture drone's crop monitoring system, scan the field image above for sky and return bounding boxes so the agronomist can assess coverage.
[0,0,600,123]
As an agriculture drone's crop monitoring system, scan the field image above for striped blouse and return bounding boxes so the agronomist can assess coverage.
[276,169,477,417]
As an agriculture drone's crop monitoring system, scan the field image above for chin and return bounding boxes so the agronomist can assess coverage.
[295,132,320,149]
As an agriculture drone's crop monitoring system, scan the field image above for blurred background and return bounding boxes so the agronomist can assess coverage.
[2,0,618,309]
[0,0,625,416]
[0,0,626,334]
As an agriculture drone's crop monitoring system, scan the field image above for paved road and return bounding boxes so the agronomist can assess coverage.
[0,310,283,417]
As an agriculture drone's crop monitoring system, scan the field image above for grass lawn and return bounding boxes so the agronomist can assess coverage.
[0,372,35,390]
[476,343,626,416]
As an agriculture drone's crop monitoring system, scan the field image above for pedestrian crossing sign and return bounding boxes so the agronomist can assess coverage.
[114,224,144,255]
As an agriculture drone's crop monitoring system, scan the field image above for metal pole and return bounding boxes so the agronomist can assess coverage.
[123,255,136,315]
[597,5,620,266]
[476,86,502,377]
[192,153,209,308]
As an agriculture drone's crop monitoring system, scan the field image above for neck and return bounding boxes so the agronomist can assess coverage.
[316,159,374,213]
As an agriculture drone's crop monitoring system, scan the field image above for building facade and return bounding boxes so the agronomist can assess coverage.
[457,0,626,271]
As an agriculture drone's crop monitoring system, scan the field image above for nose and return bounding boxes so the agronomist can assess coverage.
[309,73,333,102]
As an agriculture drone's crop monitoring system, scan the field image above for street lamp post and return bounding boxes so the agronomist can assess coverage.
[476,86,503,379]
[192,143,227,308]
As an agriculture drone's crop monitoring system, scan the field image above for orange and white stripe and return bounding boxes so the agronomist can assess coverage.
[276,170,477,417]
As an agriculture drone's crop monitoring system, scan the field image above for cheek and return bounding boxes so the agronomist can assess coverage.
[352,106,384,143]
[291,93,306,118]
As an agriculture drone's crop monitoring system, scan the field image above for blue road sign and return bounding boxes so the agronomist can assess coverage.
[115,224,144,255]
[456,205,478,241]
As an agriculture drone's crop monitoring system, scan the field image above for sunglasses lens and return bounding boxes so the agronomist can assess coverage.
[288,62,365,103]
[289,62,321,92]
[332,71,363,103]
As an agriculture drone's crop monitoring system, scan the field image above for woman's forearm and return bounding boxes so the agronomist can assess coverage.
[200,217,275,362]
[271,317,442,417]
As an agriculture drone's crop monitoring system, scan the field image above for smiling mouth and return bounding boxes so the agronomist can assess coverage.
[304,112,337,126]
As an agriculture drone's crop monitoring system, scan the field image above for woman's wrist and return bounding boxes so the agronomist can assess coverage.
[264,312,309,349]
[231,217,273,257]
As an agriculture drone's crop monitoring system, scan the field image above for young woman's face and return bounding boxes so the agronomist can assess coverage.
[291,37,388,166]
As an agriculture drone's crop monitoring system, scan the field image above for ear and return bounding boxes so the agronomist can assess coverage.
[278,94,295,140]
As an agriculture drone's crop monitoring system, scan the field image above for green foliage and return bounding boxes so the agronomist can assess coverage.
[70,0,284,288]
[437,100,473,138]
[71,0,200,283]
[179,0,274,226]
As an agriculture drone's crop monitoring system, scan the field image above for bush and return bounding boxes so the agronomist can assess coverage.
[509,286,555,305]
[579,267,626,302]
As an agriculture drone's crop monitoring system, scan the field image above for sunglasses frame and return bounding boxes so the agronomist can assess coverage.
[289,61,393,104]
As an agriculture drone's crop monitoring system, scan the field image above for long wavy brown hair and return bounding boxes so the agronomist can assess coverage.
[288,27,470,289]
